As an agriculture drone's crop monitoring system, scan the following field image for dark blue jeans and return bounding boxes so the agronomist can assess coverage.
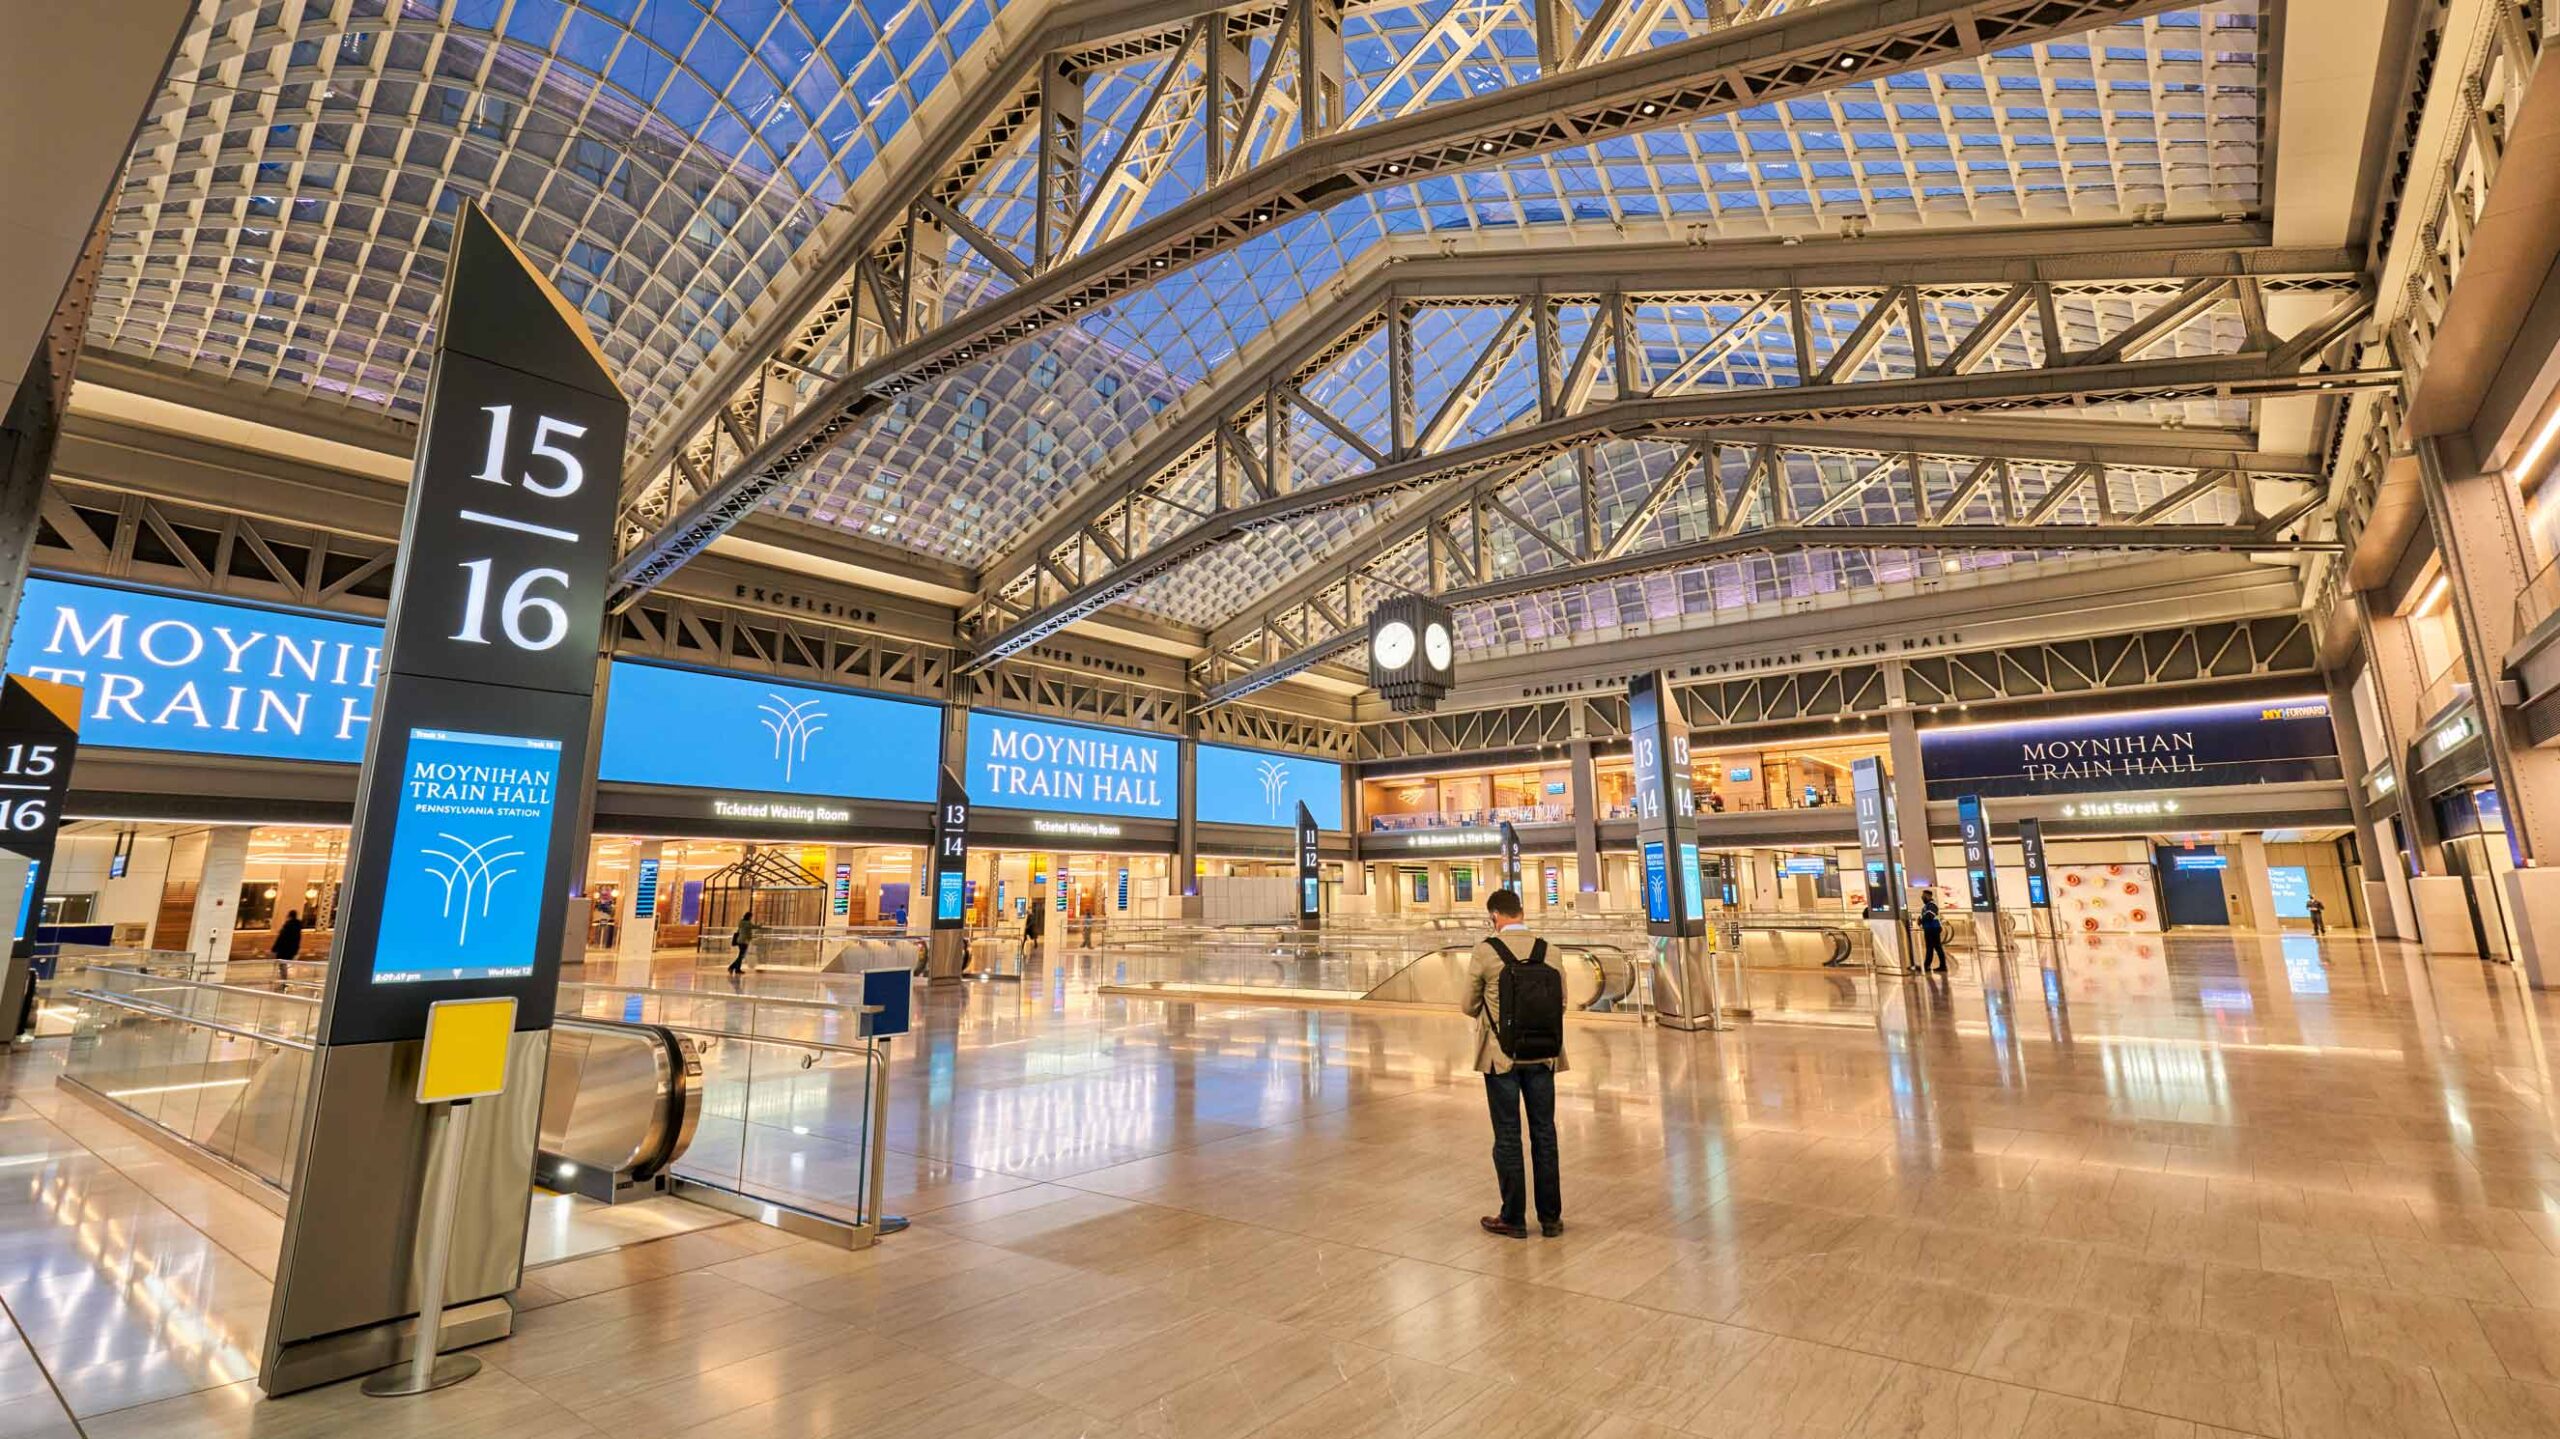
[1483,1064,1561,1227]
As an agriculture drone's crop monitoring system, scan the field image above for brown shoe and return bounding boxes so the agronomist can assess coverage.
[1480,1216,1528,1239]
[1541,1220,1566,1237]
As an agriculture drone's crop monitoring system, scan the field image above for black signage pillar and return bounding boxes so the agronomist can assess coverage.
[1958,793,2005,962]
[264,203,628,1395]
[1853,756,1911,970]
[1627,674,1702,939]
[1295,801,1320,929]
[923,765,972,978]
[2018,816,2052,954]
[0,676,80,1036]
[1630,674,1721,1029]
[2018,817,2051,910]
[1498,820,1522,895]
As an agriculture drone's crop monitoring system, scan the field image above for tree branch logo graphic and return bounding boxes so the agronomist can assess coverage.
[757,694,829,783]
[1256,758,1291,820]
[419,833,524,946]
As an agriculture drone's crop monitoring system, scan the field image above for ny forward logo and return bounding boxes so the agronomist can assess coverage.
[1256,758,1290,820]
[757,694,828,782]
[421,833,523,945]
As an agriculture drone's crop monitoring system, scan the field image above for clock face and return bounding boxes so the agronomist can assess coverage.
[1423,622,1453,671]
[1372,619,1416,670]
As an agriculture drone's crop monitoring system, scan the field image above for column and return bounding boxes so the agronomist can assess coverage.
[2416,434,2560,985]
[2234,832,2280,933]
[1175,733,1201,916]
[616,839,663,962]
[1568,735,1600,909]
[1884,707,1937,898]
[1750,851,1779,914]
[186,825,252,966]
[2325,671,2411,937]
[2360,603,2445,869]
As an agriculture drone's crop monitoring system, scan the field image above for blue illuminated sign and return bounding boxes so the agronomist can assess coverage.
[1781,856,1828,876]
[1117,866,1130,911]
[1642,841,1670,924]
[1195,742,1344,829]
[833,862,852,916]
[935,870,965,923]
[370,727,559,984]
[7,575,379,763]
[2171,853,2229,872]
[632,858,659,919]
[2269,865,2311,919]
[967,711,1176,818]
[1679,843,1706,923]
[598,661,936,803]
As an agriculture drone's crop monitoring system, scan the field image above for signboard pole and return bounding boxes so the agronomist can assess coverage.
[1852,757,1913,973]
[1627,674,1725,1031]
[262,202,628,1396]
[1498,821,1522,896]
[0,676,79,1039]
[924,765,971,981]
[1957,794,2007,967]
[1295,802,1321,930]
[2017,817,2053,959]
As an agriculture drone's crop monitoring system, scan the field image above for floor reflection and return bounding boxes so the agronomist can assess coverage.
[2,931,2556,1436]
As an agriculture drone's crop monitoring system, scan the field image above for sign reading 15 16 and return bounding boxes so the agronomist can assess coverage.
[391,354,622,699]
[0,741,61,833]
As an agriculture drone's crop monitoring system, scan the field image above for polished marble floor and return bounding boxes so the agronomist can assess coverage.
[6,931,2560,1436]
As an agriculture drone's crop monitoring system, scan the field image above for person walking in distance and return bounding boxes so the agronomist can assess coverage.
[2307,895,2327,936]
[1463,889,1568,1238]
[1917,891,1949,974]
[729,909,758,977]
[270,908,305,984]
[1020,890,1047,966]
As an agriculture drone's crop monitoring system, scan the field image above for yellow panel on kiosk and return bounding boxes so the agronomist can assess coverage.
[417,997,517,1104]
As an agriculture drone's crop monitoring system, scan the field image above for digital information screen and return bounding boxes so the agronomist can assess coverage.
[2270,866,2312,918]
[370,727,560,984]
[1642,841,1671,924]
[633,857,659,919]
[935,870,966,923]
[1679,843,1707,923]
[1302,877,1319,912]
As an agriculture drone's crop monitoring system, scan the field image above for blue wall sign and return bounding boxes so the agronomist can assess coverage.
[2269,865,2311,918]
[1194,742,1344,829]
[7,575,381,763]
[1781,855,1829,876]
[1919,697,2338,800]
[966,710,1176,818]
[598,661,937,802]
[1642,841,1670,924]
[369,727,559,983]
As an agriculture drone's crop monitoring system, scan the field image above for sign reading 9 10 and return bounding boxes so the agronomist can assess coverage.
[388,352,623,701]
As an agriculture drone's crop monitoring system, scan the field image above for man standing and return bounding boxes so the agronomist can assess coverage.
[2307,895,2327,935]
[1917,891,1949,974]
[1462,889,1567,1238]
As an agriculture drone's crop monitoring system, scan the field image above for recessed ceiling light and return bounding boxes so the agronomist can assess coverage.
[1839,56,1858,69]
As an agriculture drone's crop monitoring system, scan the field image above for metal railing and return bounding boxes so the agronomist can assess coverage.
[55,961,897,1238]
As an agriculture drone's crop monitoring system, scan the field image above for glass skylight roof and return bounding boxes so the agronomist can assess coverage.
[90,0,2277,657]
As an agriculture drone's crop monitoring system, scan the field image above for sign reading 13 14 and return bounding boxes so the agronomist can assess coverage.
[391,354,621,699]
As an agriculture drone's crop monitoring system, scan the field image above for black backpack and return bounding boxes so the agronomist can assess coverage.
[1487,937,1565,1062]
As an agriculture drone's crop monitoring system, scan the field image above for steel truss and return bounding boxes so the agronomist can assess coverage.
[1353,613,2318,759]
[609,0,2195,606]
[942,229,2372,686]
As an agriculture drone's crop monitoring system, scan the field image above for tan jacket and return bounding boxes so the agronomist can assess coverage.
[1462,928,1570,1075]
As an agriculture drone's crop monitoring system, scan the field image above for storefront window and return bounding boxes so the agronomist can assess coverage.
[1362,764,1574,830]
